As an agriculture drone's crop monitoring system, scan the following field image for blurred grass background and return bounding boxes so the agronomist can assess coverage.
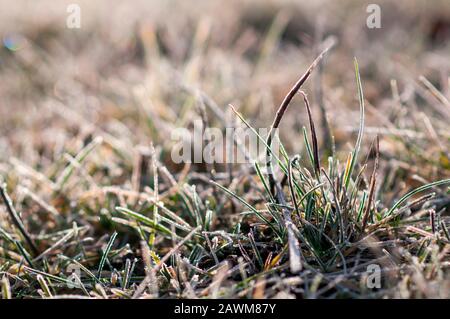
[0,0,449,299]
[1,0,449,172]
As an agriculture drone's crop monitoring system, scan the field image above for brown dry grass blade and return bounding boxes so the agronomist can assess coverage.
[275,183,302,273]
[266,40,336,198]
[361,136,379,232]
[0,183,39,256]
[300,91,320,176]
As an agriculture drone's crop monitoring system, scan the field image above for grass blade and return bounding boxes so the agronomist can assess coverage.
[115,207,173,236]
[97,232,118,280]
[0,184,39,256]
[386,179,450,216]
[344,58,365,189]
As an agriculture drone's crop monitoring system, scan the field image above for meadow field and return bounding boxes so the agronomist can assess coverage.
[0,0,449,299]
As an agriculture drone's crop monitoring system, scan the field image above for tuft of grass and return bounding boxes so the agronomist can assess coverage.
[1,0,449,299]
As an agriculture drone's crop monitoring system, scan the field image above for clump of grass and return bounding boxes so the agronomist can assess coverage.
[1,0,450,299]
[1,52,449,299]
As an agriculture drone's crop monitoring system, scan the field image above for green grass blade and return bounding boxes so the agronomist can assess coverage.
[386,179,450,216]
[97,232,117,280]
[344,58,365,189]
[211,180,282,239]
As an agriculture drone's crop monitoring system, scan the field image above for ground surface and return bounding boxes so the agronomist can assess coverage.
[0,0,449,299]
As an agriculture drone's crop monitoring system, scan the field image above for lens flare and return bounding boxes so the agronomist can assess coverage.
[3,34,27,51]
